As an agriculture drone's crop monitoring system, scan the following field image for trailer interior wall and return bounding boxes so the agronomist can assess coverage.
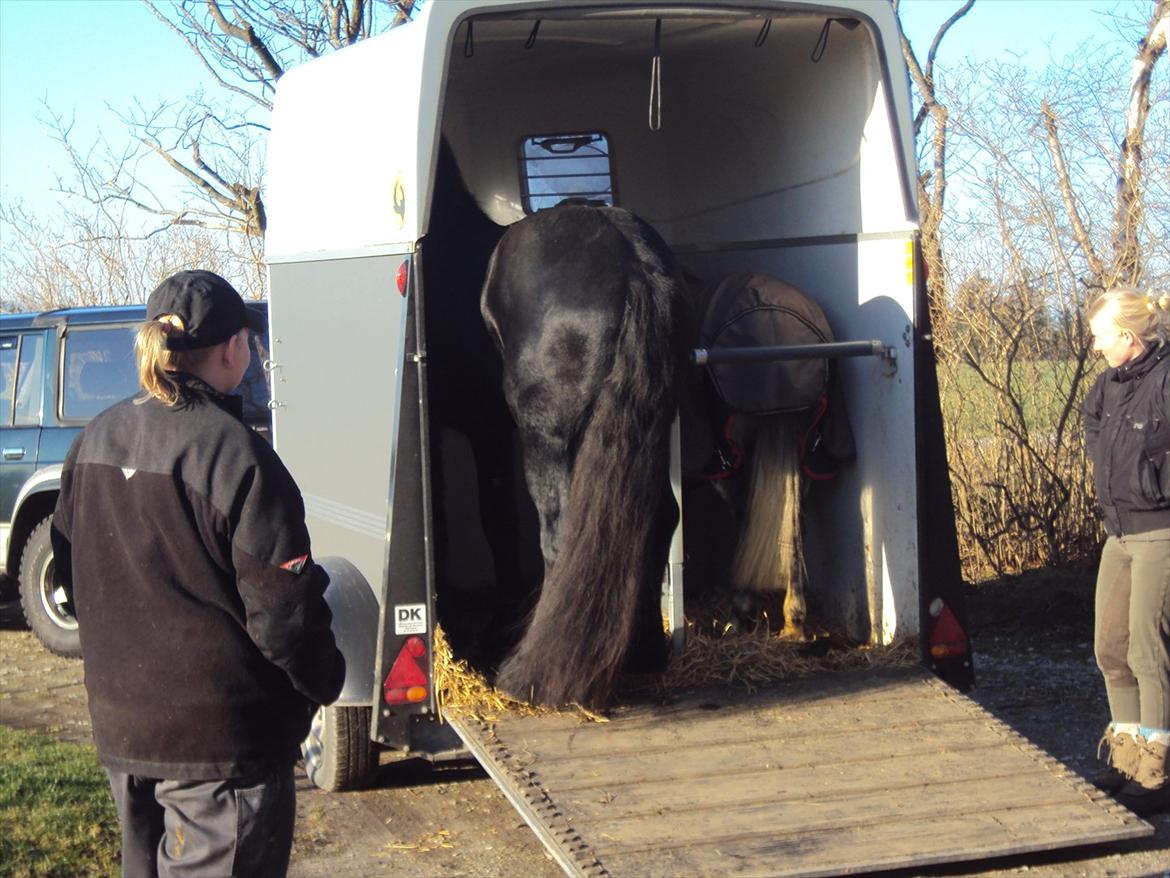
[441,7,919,642]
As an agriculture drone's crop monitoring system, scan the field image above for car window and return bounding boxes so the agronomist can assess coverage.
[61,326,139,420]
[240,329,272,432]
[0,337,16,425]
[13,333,45,426]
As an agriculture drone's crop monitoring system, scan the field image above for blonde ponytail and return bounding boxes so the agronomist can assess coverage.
[1088,286,1170,348]
[134,316,214,406]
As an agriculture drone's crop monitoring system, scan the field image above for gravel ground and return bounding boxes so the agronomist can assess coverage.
[1,567,1168,878]
[912,568,1170,878]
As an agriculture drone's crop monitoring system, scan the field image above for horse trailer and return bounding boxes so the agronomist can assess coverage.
[263,1,1150,874]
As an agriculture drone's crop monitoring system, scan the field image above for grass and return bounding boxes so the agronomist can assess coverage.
[0,726,118,878]
[939,358,1095,439]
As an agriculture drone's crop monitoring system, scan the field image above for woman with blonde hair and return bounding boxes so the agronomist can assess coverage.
[1084,285,1170,816]
[52,270,344,876]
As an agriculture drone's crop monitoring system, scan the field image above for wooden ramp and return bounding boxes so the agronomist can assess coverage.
[445,667,1151,878]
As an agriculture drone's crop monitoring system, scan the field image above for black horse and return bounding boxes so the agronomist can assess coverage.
[481,204,690,707]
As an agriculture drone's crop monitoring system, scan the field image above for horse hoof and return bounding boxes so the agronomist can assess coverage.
[777,618,811,642]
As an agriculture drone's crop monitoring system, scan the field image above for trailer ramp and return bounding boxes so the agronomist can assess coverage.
[445,667,1150,878]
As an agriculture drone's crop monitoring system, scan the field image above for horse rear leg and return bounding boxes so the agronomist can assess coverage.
[517,432,573,569]
[623,483,677,675]
[731,415,809,640]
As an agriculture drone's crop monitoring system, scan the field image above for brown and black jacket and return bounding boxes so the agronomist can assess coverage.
[52,374,344,780]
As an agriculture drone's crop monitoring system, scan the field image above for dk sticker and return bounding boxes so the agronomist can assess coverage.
[394,603,427,635]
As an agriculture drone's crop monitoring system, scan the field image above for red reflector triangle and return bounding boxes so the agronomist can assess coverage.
[386,645,428,689]
[929,602,968,653]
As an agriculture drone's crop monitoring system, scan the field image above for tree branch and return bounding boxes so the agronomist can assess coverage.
[206,0,284,80]
[1113,0,1168,284]
[1042,101,1106,282]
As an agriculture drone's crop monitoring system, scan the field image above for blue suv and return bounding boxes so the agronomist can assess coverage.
[1,303,270,656]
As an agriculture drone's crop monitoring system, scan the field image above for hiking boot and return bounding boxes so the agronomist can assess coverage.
[1113,737,1170,816]
[1092,728,1139,792]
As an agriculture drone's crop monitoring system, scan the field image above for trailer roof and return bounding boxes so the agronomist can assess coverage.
[264,0,914,260]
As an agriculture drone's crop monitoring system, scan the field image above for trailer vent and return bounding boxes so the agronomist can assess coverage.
[520,132,614,213]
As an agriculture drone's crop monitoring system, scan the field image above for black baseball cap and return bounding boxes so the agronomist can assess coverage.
[146,270,267,351]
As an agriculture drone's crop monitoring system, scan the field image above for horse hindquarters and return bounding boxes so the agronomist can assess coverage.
[485,206,681,707]
[494,378,676,705]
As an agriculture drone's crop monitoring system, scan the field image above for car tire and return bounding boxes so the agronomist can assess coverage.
[18,516,82,658]
[301,704,374,792]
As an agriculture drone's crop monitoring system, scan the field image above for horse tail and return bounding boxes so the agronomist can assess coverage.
[496,210,683,707]
[731,414,806,629]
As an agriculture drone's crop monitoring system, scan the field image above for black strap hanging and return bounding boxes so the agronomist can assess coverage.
[811,19,859,62]
[463,20,475,58]
[811,18,831,62]
[754,18,772,48]
[525,20,541,49]
[648,19,662,131]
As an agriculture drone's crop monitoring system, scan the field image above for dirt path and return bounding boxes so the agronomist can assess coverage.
[2,571,1168,878]
[0,601,556,878]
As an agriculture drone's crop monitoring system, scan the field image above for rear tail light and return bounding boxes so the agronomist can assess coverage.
[396,260,409,296]
[383,635,429,704]
[927,598,968,659]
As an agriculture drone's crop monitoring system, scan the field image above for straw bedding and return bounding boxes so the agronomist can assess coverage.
[434,599,918,723]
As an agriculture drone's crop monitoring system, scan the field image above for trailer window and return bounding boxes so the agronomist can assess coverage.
[520,133,614,212]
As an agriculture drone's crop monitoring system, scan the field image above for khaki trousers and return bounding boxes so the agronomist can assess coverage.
[1094,529,1170,730]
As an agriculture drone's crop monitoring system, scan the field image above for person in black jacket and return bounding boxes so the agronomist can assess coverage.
[1083,286,1170,817]
[52,270,345,877]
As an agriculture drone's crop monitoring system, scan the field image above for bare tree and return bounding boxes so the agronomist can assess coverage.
[1044,0,1168,289]
[891,0,975,317]
[48,0,415,263]
[1,198,262,313]
[899,0,1169,579]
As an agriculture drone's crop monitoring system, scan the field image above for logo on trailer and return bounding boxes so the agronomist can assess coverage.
[394,603,426,635]
[392,175,407,228]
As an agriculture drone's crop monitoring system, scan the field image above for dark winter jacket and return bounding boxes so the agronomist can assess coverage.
[1083,343,1170,537]
[51,375,344,780]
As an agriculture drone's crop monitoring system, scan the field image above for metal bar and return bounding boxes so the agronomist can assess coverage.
[692,339,888,366]
[444,714,598,878]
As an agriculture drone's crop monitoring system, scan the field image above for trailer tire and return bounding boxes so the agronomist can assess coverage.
[19,516,81,659]
[301,704,374,791]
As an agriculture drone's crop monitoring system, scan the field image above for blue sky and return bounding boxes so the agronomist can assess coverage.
[0,0,213,216]
[0,0,1155,221]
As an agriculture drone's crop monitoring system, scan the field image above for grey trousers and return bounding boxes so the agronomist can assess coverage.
[1094,530,1170,730]
[105,765,295,878]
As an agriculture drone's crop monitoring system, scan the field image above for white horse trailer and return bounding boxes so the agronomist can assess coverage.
[264,2,1150,874]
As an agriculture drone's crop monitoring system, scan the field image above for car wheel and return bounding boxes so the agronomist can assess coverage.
[18,516,82,658]
[301,704,374,791]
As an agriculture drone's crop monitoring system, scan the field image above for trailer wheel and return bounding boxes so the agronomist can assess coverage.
[19,517,82,658]
[301,704,374,791]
